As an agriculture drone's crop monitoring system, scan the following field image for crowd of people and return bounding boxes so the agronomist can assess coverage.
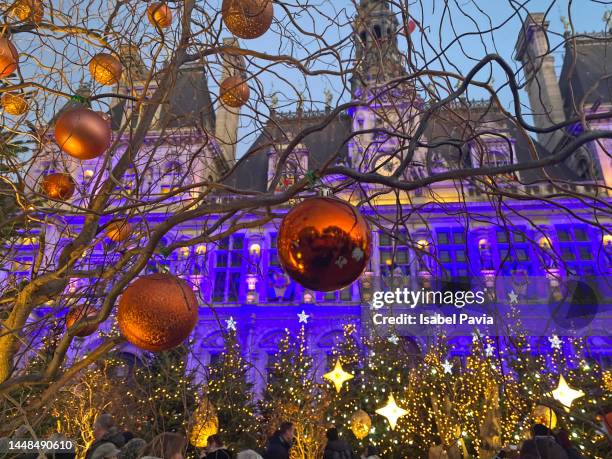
[1,415,587,459]
[82,416,381,459]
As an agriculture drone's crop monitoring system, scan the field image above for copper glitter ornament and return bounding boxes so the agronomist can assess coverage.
[147,3,173,29]
[54,107,112,160]
[0,38,19,78]
[105,220,132,242]
[12,0,43,23]
[40,172,76,201]
[1,93,28,115]
[89,53,123,86]
[219,75,250,108]
[222,0,273,39]
[117,273,198,352]
[350,409,372,440]
[66,305,98,337]
[277,197,372,292]
[532,405,557,429]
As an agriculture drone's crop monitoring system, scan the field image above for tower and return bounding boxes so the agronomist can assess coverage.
[349,0,421,176]
[514,13,566,150]
[351,0,407,96]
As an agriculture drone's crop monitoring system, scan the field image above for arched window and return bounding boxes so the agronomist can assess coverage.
[360,31,367,44]
[373,25,381,39]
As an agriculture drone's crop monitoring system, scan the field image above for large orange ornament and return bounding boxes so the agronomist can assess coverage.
[89,53,123,86]
[12,0,44,23]
[219,75,250,108]
[222,0,273,39]
[147,3,173,29]
[66,305,98,337]
[277,197,372,292]
[0,38,19,78]
[54,107,112,160]
[1,93,28,115]
[40,172,76,200]
[105,220,132,242]
[117,273,198,352]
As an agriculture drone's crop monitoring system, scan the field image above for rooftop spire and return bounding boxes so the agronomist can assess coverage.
[351,0,406,96]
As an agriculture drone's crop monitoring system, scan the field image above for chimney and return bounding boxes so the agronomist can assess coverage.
[214,38,246,168]
[514,13,566,150]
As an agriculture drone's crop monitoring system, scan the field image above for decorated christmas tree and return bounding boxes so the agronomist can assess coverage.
[259,325,328,459]
[205,328,257,448]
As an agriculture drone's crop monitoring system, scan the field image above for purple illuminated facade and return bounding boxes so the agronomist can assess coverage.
[14,2,612,393]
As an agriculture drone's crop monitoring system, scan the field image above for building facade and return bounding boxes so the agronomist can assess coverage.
[15,1,612,392]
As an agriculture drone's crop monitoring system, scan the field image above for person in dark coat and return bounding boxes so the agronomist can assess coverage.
[84,414,126,459]
[528,424,569,459]
[203,435,232,459]
[263,422,293,459]
[323,428,353,459]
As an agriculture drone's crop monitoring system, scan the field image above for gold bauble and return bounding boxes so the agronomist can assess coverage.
[190,399,219,447]
[54,107,112,160]
[12,0,43,23]
[66,305,98,337]
[1,93,28,115]
[277,197,372,292]
[40,172,76,201]
[147,3,173,29]
[222,0,273,39]
[350,409,372,440]
[117,273,199,352]
[105,220,132,242]
[219,74,250,108]
[89,53,123,86]
[532,405,557,430]
[0,38,19,78]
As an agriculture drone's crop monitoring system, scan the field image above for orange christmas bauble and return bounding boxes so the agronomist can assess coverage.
[222,0,273,39]
[147,3,173,29]
[89,53,123,86]
[66,305,98,337]
[219,75,250,108]
[278,197,372,292]
[12,0,43,23]
[40,172,76,200]
[105,220,132,242]
[1,93,28,115]
[0,38,19,78]
[117,273,198,352]
[54,107,112,160]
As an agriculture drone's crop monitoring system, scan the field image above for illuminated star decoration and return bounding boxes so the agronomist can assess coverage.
[387,334,399,345]
[323,360,354,393]
[375,393,408,430]
[485,344,495,357]
[297,310,310,324]
[508,290,519,305]
[552,374,585,412]
[549,335,562,350]
[225,316,237,331]
[442,359,453,374]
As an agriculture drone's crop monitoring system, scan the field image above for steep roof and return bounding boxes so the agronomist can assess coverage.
[559,32,612,117]
[224,109,352,192]
[109,64,216,133]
